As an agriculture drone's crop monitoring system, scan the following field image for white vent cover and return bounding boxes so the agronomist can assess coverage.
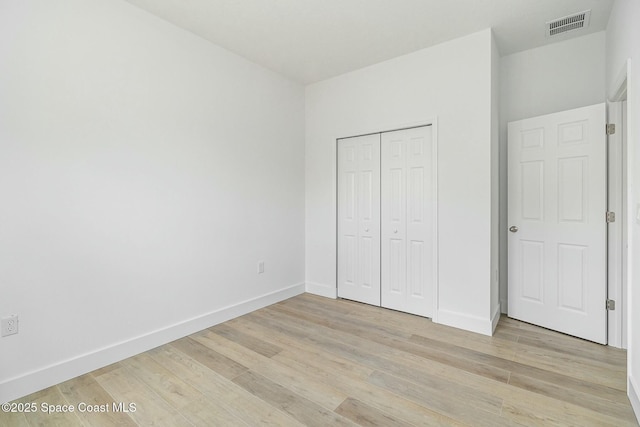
[546,10,591,37]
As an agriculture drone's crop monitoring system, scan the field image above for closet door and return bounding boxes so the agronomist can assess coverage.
[337,134,381,305]
[381,126,434,317]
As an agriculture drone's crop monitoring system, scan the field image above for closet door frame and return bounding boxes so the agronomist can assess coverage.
[335,118,439,320]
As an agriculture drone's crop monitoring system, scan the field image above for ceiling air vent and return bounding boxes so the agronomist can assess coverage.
[546,10,591,37]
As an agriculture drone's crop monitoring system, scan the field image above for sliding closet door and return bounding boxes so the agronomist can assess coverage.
[337,134,381,305]
[381,126,435,317]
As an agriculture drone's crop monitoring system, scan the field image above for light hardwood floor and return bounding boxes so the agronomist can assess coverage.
[1,293,637,426]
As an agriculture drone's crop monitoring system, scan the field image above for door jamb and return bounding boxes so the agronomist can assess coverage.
[607,61,630,349]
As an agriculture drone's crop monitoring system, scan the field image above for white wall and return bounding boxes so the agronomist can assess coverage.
[499,32,607,312]
[606,0,640,421]
[305,29,497,334]
[0,0,305,403]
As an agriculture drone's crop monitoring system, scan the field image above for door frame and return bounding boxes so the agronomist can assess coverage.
[335,118,439,320]
[505,91,629,346]
[607,60,630,349]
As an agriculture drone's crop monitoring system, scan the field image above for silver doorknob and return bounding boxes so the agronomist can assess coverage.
[365,228,369,232]
[509,226,519,233]
[393,229,398,234]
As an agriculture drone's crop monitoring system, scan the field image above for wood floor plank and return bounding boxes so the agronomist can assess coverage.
[262,311,506,418]
[273,346,374,383]
[409,333,629,404]
[179,398,251,427]
[169,336,247,379]
[512,345,627,391]
[492,327,523,343]
[0,410,30,427]
[290,295,427,339]
[89,362,122,378]
[208,322,283,358]
[148,345,305,427]
[279,296,414,339]
[123,352,246,425]
[508,372,637,422]
[272,349,467,427]
[121,352,209,410]
[256,307,416,368]
[263,302,512,383]
[368,360,504,415]
[367,370,520,427]
[362,345,636,427]
[8,294,636,427]
[57,373,137,427]
[94,366,190,426]
[516,333,627,365]
[289,296,521,361]
[335,397,415,427]
[256,305,478,426]
[258,306,508,411]
[501,394,638,427]
[20,386,85,427]
[233,371,358,427]
[230,316,376,381]
[499,323,627,365]
[236,314,470,426]
[193,328,349,410]
[405,325,519,361]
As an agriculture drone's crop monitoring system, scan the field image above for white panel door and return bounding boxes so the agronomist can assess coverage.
[337,134,381,306]
[381,126,435,317]
[508,104,606,344]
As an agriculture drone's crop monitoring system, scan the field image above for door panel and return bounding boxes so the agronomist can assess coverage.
[508,104,606,344]
[338,134,381,305]
[557,243,587,311]
[408,240,425,297]
[389,238,404,294]
[381,126,434,317]
[558,156,587,222]
[520,240,544,302]
[521,161,544,221]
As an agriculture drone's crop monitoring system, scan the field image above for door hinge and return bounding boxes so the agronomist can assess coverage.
[606,299,616,310]
[606,123,616,135]
[606,211,616,223]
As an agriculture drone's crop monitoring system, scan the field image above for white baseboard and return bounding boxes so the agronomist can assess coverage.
[435,308,494,336]
[0,283,305,404]
[630,375,640,424]
[491,303,502,334]
[305,281,337,299]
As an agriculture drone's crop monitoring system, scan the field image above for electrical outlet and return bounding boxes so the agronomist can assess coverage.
[257,261,265,274]
[1,315,19,337]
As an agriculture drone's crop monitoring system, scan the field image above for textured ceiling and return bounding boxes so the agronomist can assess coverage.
[124,0,614,84]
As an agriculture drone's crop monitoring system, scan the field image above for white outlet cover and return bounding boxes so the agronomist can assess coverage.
[1,314,19,337]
